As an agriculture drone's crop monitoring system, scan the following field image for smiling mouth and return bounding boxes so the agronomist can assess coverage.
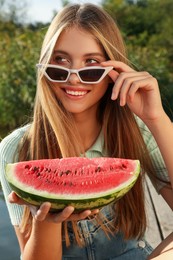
[65,89,88,96]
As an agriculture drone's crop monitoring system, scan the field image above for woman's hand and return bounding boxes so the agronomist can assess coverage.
[102,60,165,123]
[8,191,99,223]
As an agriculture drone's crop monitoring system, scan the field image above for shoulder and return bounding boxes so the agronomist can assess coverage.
[0,124,30,163]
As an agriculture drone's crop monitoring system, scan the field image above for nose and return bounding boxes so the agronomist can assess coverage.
[68,72,81,84]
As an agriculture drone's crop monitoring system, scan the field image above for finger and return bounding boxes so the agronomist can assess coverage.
[8,191,18,203]
[87,209,100,219]
[101,60,135,73]
[8,191,25,205]
[107,69,119,83]
[118,74,151,106]
[35,202,52,221]
[52,206,75,223]
[91,209,99,215]
[111,72,150,102]
[127,76,155,104]
[69,209,92,221]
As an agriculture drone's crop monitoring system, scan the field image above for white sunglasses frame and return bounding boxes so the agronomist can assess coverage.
[36,64,113,84]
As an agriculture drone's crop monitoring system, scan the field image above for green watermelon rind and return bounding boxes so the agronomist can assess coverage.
[6,161,140,211]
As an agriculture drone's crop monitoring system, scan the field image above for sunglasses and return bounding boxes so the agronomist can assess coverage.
[36,64,113,84]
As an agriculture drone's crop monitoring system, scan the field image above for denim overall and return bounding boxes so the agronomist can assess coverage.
[62,204,153,260]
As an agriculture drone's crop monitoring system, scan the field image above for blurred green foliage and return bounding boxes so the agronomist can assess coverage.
[0,21,47,138]
[0,0,173,139]
[102,0,173,119]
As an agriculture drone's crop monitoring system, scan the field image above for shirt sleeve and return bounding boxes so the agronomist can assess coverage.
[0,125,29,225]
[136,117,170,193]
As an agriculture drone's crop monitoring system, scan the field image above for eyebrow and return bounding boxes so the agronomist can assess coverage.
[53,50,105,58]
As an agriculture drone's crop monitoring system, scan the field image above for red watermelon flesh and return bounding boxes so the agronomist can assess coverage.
[5,157,140,211]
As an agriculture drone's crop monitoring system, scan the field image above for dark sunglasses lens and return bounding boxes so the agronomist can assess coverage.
[79,69,105,82]
[46,67,68,81]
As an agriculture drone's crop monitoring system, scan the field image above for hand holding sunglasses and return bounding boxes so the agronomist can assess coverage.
[37,64,113,84]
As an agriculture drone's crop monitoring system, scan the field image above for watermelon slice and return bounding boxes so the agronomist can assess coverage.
[5,157,140,211]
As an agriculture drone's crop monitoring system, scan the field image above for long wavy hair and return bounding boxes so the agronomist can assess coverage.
[18,3,158,246]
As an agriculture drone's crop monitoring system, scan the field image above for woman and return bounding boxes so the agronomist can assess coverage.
[0,3,173,260]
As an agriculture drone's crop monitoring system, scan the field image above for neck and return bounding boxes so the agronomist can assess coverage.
[73,113,101,151]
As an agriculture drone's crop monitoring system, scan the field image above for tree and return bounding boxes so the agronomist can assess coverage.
[0,0,29,24]
[0,0,172,138]
[102,0,173,120]
[61,0,70,7]
[0,22,46,137]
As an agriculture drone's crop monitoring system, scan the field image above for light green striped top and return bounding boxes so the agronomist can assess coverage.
[0,117,169,226]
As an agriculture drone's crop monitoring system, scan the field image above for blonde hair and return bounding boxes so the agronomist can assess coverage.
[18,3,157,246]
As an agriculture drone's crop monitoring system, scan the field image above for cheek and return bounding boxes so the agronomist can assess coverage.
[94,78,110,96]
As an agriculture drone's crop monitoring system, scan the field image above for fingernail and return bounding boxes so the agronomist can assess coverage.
[111,93,117,100]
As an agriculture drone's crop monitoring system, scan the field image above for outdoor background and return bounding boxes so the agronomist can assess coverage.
[0,0,173,259]
[0,0,173,139]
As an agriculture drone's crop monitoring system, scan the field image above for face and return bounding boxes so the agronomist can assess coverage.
[49,26,110,117]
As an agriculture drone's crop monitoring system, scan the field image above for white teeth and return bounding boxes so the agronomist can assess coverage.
[66,90,87,96]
